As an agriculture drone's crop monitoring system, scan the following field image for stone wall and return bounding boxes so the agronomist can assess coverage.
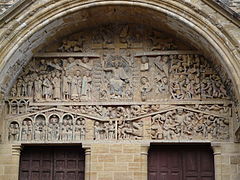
[85,143,148,180]
[0,144,20,180]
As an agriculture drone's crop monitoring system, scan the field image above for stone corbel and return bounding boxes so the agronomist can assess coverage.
[12,144,22,156]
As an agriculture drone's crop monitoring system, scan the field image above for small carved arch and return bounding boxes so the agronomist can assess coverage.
[48,114,60,124]
[22,118,33,126]
[62,114,74,125]
[10,100,18,114]
[34,114,46,126]
[18,99,27,114]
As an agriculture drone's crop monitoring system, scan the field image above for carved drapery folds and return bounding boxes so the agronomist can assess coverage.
[8,54,230,103]
[5,24,234,142]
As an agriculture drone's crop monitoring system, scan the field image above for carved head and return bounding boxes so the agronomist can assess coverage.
[51,72,56,78]
[76,70,81,77]
[14,123,19,128]
[53,58,58,64]
[177,108,184,115]
[141,56,149,64]
[68,57,75,63]
[81,119,85,125]
[95,121,99,126]
[141,76,148,84]
[82,57,89,63]
[162,56,168,62]
[40,59,45,64]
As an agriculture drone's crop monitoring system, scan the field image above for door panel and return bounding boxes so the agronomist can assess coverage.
[148,145,214,180]
[19,146,85,180]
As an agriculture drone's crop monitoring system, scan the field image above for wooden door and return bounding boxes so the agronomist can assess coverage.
[19,146,85,180]
[148,145,214,180]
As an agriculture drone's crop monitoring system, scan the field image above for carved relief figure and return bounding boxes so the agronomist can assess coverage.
[48,115,60,141]
[34,115,46,141]
[75,118,86,140]
[140,76,152,101]
[8,122,20,141]
[34,76,43,101]
[151,108,229,140]
[118,120,143,140]
[104,56,130,98]
[94,121,102,140]
[42,74,52,100]
[62,71,72,100]
[71,70,82,100]
[81,71,92,100]
[52,71,61,100]
[21,119,33,141]
[140,56,149,71]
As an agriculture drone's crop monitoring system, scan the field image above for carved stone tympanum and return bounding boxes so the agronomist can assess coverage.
[5,24,233,142]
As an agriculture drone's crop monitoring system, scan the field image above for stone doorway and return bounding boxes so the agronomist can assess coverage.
[19,146,85,180]
[148,144,215,180]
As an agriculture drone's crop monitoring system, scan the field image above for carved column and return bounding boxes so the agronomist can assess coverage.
[12,144,22,180]
[82,143,91,180]
[211,143,222,180]
[140,143,150,180]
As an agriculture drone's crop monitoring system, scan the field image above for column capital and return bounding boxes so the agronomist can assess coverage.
[140,142,150,155]
[12,144,22,156]
[82,143,91,155]
[211,142,222,155]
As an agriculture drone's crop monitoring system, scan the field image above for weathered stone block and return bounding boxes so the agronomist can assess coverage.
[230,155,240,164]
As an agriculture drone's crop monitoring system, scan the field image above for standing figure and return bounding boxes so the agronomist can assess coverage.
[42,74,52,100]
[21,120,28,141]
[27,120,33,141]
[71,70,82,100]
[61,120,68,141]
[62,72,72,100]
[8,123,20,141]
[16,79,23,97]
[27,76,34,97]
[140,76,152,101]
[34,76,43,101]
[49,115,60,141]
[52,71,61,100]
[81,71,92,100]
[94,121,102,140]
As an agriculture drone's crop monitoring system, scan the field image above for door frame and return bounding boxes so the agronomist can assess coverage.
[14,143,88,180]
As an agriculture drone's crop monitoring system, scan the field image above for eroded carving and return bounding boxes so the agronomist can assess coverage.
[8,122,20,141]
[5,24,233,143]
[151,108,229,140]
